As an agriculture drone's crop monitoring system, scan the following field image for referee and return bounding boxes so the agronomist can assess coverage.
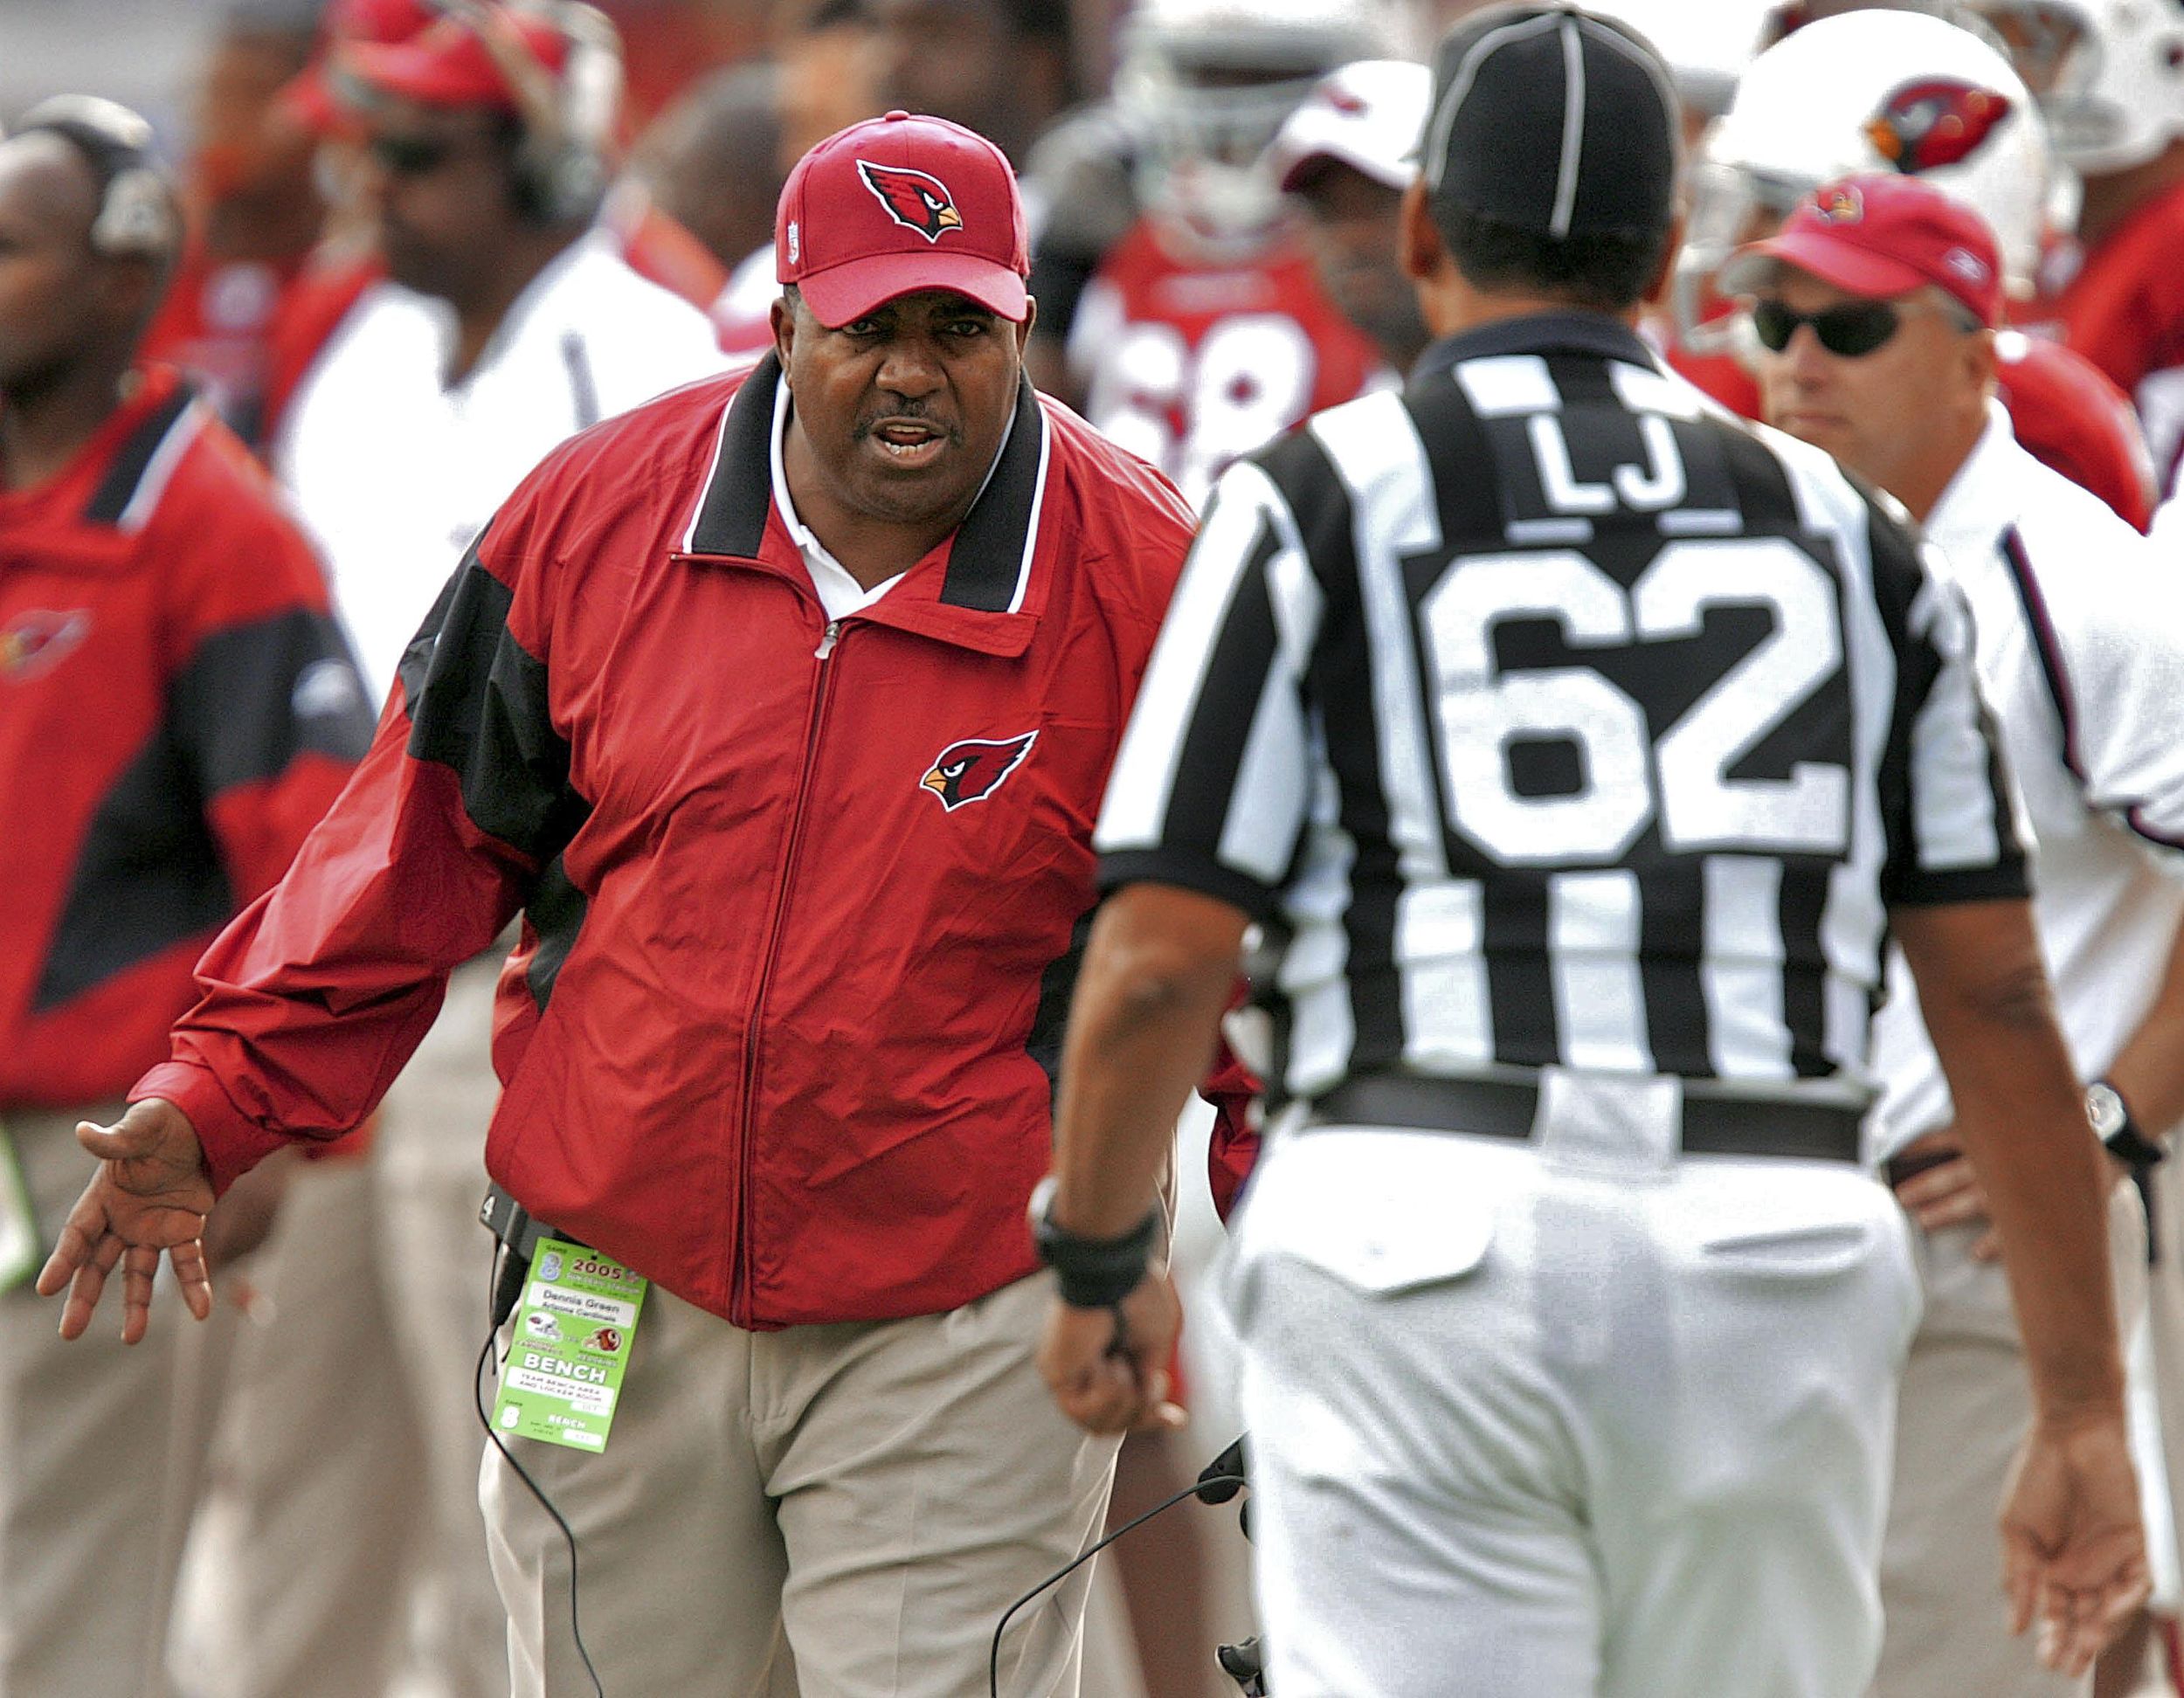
[1033,8,2146,1696]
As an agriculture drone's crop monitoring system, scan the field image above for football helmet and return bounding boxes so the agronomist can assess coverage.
[1969,0,2184,172]
[1677,6,2052,349]
[1114,0,1407,252]
[1585,0,1778,119]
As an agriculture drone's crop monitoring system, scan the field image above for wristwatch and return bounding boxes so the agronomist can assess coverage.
[2088,1080,2167,1169]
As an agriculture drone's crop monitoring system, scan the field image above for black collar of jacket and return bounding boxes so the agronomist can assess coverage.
[1408,311,1657,385]
[82,378,197,528]
[682,349,1048,617]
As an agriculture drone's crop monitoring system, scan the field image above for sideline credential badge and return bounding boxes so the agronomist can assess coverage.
[491,1237,647,1453]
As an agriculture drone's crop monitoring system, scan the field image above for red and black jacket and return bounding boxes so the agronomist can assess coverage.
[139,355,1205,1328]
[1,367,374,1108]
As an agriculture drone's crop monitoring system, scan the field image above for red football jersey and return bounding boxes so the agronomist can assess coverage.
[1994,330,2156,534]
[2049,176,2184,497]
[1067,217,1386,508]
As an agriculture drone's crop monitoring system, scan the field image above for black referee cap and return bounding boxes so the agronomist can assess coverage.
[1420,3,1677,241]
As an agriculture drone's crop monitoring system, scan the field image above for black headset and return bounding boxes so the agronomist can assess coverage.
[432,0,623,224]
[13,94,179,259]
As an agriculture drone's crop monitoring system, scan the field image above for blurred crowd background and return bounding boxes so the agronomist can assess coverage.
[13,1,2184,1695]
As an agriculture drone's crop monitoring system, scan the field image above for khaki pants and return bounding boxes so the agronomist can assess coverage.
[176,1157,418,1698]
[0,1105,225,1698]
[482,1270,1123,1698]
[1872,1181,2150,1698]
[2141,1158,2184,1600]
[374,955,510,1698]
[178,955,508,1698]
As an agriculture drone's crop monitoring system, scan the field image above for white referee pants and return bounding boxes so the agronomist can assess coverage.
[1223,1071,1922,1698]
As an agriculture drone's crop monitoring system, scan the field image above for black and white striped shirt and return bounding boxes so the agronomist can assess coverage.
[1095,314,2027,1108]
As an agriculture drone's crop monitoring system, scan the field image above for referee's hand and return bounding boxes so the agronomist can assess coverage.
[2001,1411,2151,1676]
[1038,1271,1186,1435]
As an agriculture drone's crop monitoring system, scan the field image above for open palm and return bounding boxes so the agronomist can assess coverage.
[33,1098,215,1344]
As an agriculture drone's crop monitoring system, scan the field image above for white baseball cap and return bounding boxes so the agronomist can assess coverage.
[1268,58,1433,195]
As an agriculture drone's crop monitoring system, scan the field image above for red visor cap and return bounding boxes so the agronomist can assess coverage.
[777,110,1029,328]
[1721,172,2004,328]
[342,9,571,114]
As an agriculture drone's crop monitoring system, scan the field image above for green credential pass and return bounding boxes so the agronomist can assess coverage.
[493,1237,648,1453]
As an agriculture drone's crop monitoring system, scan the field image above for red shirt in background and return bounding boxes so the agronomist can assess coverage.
[2049,175,2184,497]
[1069,219,1387,509]
[0,366,376,1109]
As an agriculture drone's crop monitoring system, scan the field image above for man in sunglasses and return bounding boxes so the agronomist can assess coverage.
[1736,169,2184,1697]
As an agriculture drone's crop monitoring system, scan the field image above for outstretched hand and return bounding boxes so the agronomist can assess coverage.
[32,1098,214,1344]
[2001,1411,2152,1677]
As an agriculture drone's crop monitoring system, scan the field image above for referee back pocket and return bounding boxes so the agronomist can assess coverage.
[1698,1220,1876,1280]
[1236,1129,1507,1296]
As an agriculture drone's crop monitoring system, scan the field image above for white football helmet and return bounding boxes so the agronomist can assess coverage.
[1114,0,1410,252]
[1969,0,2184,172]
[1585,0,1779,118]
[1678,7,2052,348]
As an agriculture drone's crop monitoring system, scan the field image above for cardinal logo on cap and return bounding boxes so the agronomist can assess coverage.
[857,160,964,243]
[1814,184,1865,224]
[920,731,1036,811]
[1864,79,2012,175]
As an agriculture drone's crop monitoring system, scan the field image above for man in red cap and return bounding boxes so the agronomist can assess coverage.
[41,109,1216,1696]
[1736,170,2184,1696]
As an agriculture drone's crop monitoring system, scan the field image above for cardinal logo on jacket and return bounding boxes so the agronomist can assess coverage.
[921,730,1037,811]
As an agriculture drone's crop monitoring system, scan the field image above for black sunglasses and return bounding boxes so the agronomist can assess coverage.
[1749,298,1911,358]
[368,132,458,178]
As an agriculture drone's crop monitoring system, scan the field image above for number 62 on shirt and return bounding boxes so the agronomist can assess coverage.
[1418,535,1853,866]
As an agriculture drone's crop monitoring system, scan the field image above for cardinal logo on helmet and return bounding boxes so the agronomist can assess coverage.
[857,160,964,242]
[920,731,1037,811]
[1864,79,2013,174]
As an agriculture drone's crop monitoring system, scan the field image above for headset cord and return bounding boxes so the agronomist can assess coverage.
[985,1469,1247,1698]
[476,1241,607,1698]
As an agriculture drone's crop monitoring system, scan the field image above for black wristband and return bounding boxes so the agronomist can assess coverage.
[2091,1080,2167,1170]
[1029,1177,1158,1308]
[2105,1125,2169,1170]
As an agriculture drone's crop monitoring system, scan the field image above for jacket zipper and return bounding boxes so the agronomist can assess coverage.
[731,617,844,1323]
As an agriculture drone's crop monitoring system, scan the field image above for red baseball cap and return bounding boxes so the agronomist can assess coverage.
[342,8,572,114]
[776,110,1029,329]
[278,0,437,136]
[1721,173,2004,328]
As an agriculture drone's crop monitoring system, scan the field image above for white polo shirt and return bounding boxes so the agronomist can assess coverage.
[276,228,729,702]
[766,375,904,623]
[1869,399,2184,1162]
